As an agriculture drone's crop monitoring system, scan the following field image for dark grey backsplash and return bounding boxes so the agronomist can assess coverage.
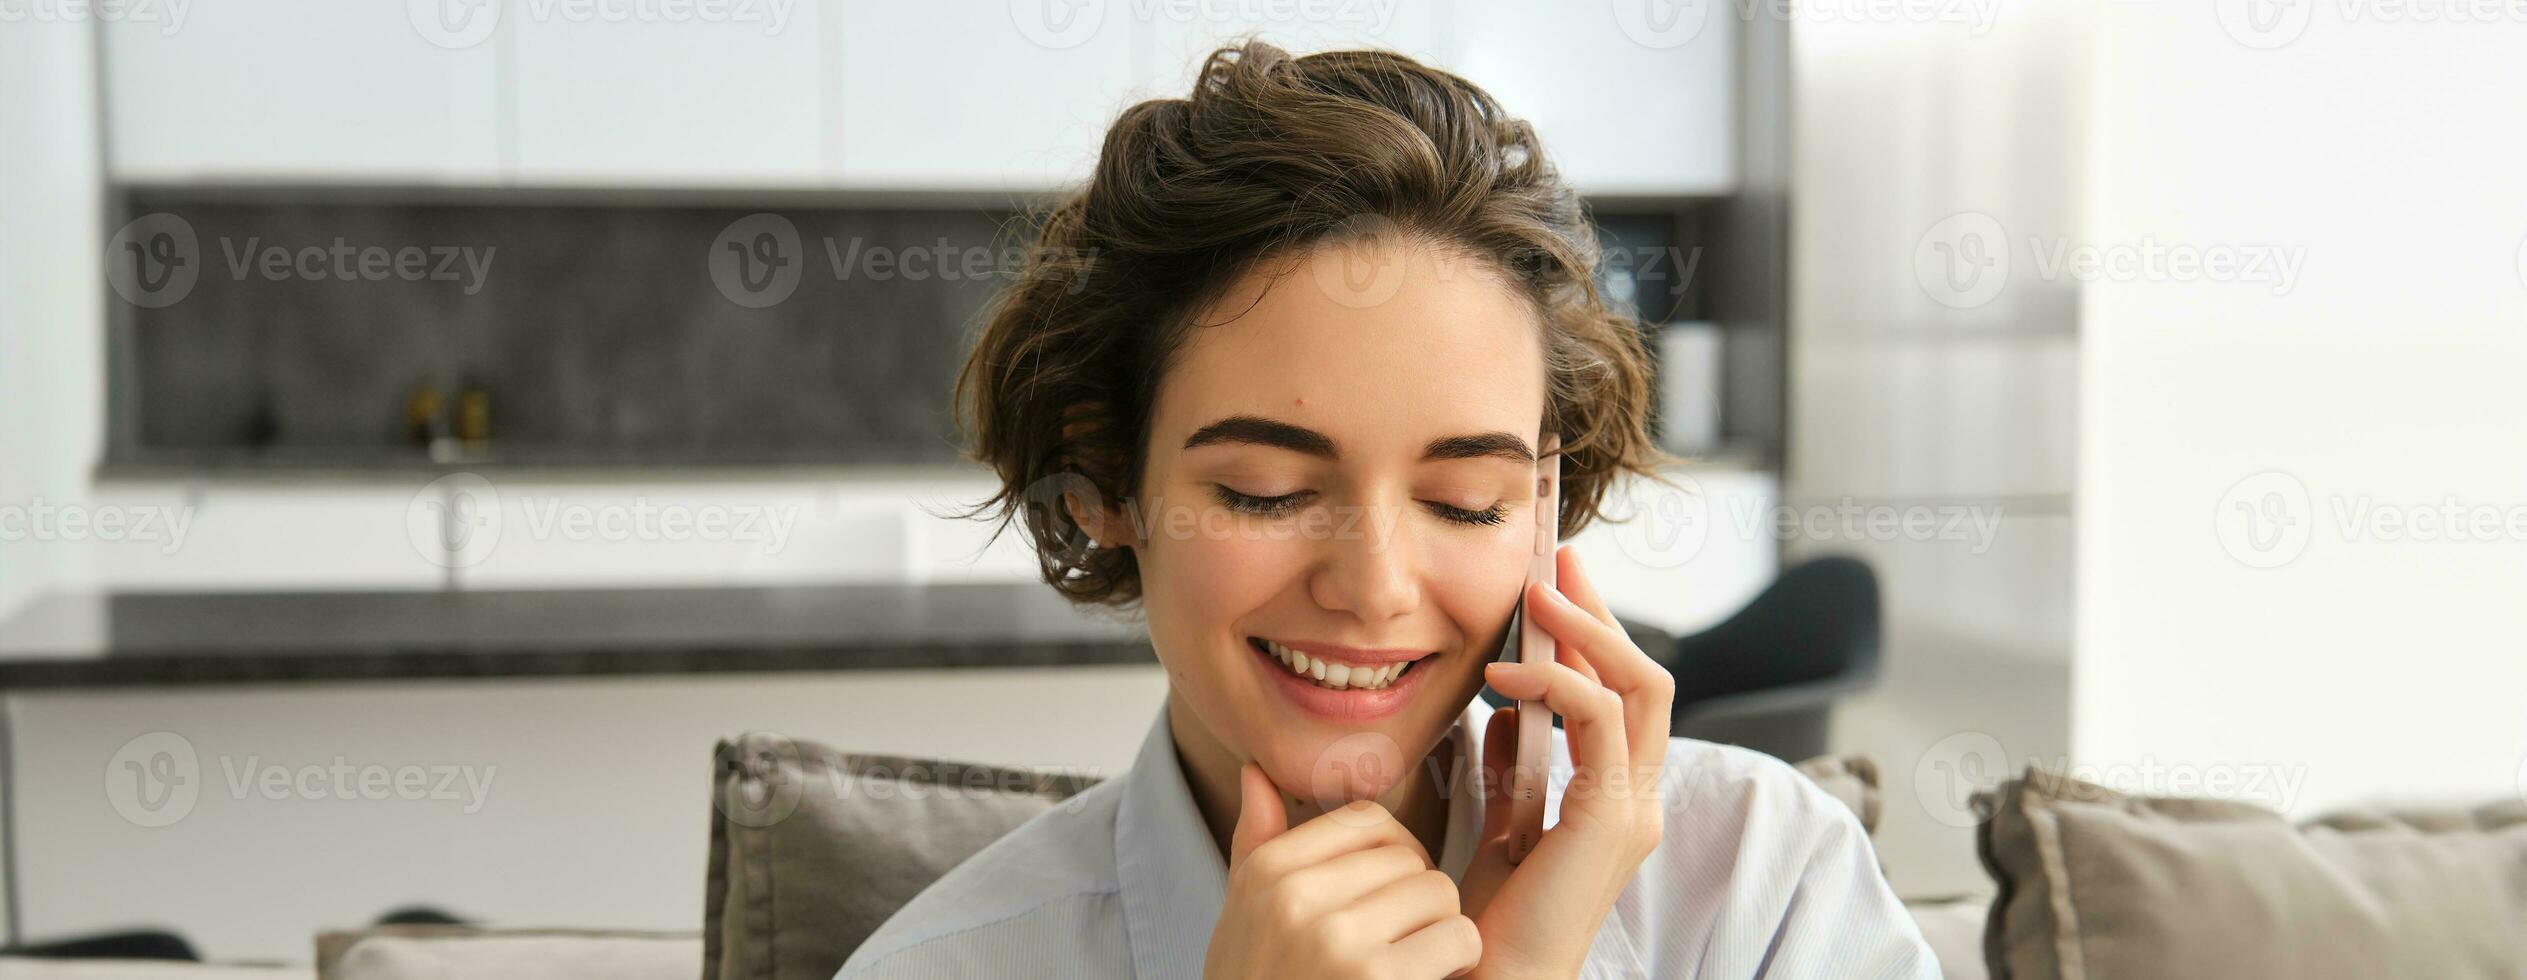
[106,191,1697,471]
[112,193,1019,467]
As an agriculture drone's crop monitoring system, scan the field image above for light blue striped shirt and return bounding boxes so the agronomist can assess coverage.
[836,696,1940,978]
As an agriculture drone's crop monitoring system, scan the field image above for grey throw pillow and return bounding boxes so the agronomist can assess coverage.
[703,734,1102,980]
[1976,765,2527,980]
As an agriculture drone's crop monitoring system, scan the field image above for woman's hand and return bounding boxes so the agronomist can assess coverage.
[1457,546,1676,979]
[1204,762,1485,980]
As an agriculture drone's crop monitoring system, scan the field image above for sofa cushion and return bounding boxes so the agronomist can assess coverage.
[704,734,1100,980]
[1977,765,2527,980]
[703,732,1887,980]
[314,928,697,980]
[1793,753,1881,835]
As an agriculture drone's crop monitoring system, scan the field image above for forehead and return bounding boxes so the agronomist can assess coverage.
[1151,238,1547,451]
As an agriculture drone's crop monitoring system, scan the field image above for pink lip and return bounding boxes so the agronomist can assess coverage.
[1247,637,1432,724]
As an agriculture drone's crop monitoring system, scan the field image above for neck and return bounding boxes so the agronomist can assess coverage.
[1170,689,1459,867]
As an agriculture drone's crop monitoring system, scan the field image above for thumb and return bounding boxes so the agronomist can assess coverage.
[1228,761,1289,867]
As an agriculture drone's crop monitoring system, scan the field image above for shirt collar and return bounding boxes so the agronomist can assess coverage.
[1114,696,1498,979]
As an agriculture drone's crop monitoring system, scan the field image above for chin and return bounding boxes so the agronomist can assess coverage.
[1254,715,1428,807]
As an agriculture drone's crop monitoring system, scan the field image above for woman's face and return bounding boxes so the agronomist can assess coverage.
[1116,233,1546,806]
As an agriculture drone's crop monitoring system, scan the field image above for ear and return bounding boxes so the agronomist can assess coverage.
[1062,487,1133,551]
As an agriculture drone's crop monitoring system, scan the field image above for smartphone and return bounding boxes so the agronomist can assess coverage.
[1505,431,1561,864]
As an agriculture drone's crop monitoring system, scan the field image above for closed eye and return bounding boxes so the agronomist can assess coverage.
[1210,485,1508,527]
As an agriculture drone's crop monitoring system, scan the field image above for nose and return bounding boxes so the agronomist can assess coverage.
[1308,498,1422,624]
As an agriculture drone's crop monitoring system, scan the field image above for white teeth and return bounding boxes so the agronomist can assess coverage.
[1259,639,1416,692]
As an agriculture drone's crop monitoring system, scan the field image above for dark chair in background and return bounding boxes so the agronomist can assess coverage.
[1663,556,1882,761]
[1483,555,1883,763]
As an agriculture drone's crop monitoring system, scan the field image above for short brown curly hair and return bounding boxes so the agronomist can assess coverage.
[953,40,1680,610]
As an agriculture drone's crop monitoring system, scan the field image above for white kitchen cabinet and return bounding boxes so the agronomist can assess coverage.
[507,2,831,185]
[1451,0,1736,195]
[833,0,1149,192]
[101,0,501,182]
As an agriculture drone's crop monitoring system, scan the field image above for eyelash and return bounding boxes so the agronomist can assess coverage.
[1210,486,1509,527]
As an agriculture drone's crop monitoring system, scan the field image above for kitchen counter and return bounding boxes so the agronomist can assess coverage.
[0,582,1154,688]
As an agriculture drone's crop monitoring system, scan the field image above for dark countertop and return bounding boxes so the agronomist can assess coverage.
[0,582,1155,688]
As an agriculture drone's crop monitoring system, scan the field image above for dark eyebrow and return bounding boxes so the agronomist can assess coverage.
[1181,415,1535,465]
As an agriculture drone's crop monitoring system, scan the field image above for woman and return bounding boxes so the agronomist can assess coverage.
[838,42,1936,979]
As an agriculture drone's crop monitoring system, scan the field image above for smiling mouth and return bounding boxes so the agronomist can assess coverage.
[1246,637,1425,691]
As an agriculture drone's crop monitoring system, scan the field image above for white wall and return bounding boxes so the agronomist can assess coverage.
[0,5,105,633]
[2078,5,2527,814]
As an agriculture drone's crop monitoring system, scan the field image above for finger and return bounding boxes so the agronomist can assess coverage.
[1530,579,1601,687]
[1554,544,1622,630]
[1478,705,1516,837]
[1337,868,1462,946]
[1516,578,1597,687]
[1380,913,1483,979]
[1274,844,1430,920]
[1249,798,1432,876]
[1229,761,1290,868]
[1484,658,1627,778]
[1528,578,1675,770]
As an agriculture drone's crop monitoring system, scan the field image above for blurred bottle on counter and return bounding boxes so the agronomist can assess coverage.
[456,380,493,451]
